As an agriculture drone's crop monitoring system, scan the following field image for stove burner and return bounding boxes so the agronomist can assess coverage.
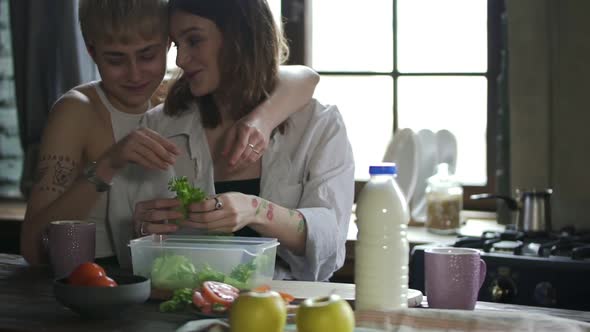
[454,226,590,259]
[572,245,590,260]
[491,240,524,253]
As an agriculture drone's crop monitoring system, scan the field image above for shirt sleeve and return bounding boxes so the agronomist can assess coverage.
[276,104,355,281]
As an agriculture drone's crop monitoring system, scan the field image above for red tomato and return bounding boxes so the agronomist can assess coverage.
[201,281,239,307]
[85,276,118,287]
[278,291,295,304]
[252,285,271,292]
[68,262,106,286]
[193,290,212,314]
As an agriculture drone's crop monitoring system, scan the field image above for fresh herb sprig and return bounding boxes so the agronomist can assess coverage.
[168,176,206,219]
[159,288,193,312]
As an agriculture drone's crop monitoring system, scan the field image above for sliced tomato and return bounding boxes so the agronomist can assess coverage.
[278,291,295,304]
[201,281,239,307]
[192,290,212,314]
[252,284,271,292]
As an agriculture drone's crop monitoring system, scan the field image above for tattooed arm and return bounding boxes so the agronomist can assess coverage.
[22,92,179,265]
[249,198,307,255]
[181,195,308,255]
[21,91,107,265]
[222,65,320,168]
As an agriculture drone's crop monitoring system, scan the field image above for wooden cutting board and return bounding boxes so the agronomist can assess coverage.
[151,280,423,308]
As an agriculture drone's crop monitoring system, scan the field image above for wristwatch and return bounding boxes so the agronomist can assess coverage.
[83,161,112,192]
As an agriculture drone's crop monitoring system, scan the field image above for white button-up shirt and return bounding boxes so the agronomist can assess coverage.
[128,99,354,281]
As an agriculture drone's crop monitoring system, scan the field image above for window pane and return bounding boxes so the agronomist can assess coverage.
[313,76,394,180]
[0,0,23,198]
[397,0,487,73]
[397,76,487,185]
[268,0,281,25]
[310,0,393,72]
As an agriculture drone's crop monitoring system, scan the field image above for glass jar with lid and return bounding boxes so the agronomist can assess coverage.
[425,163,463,234]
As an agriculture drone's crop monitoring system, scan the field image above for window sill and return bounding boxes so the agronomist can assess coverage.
[0,200,26,222]
[347,210,500,244]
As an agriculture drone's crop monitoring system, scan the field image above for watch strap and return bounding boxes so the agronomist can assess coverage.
[83,161,112,192]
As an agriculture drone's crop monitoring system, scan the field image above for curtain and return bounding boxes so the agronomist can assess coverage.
[10,0,96,198]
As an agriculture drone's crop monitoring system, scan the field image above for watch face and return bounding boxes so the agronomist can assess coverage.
[84,162,111,192]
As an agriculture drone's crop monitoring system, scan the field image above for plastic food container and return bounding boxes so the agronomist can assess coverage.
[129,235,279,291]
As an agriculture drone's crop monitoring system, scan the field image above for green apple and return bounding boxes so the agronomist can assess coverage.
[229,290,286,332]
[296,294,355,332]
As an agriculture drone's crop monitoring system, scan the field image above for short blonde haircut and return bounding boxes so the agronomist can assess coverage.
[78,0,169,45]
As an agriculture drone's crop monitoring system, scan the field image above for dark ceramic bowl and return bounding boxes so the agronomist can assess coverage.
[53,275,150,319]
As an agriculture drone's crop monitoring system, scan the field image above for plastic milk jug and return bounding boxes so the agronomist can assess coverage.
[355,163,410,310]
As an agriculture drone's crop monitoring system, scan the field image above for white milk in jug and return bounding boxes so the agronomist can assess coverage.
[355,163,410,310]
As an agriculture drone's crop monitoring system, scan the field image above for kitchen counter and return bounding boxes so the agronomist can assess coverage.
[1,201,504,284]
[0,254,588,332]
[347,212,503,244]
[334,211,503,283]
[0,199,25,221]
[0,200,499,242]
[0,201,501,258]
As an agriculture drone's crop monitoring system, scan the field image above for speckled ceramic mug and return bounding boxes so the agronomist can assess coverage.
[47,220,95,279]
[425,247,487,310]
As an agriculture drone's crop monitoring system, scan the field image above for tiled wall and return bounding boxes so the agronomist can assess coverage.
[0,0,23,198]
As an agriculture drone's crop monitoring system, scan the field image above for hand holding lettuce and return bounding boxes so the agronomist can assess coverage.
[168,176,206,222]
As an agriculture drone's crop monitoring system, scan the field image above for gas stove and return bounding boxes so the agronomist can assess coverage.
[410,227,590,311]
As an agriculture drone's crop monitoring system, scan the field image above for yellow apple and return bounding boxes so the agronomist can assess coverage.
[296,294,355,332]
[229,290,286,332]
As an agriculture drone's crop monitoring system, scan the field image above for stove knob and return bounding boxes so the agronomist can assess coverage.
[534,282,556,306]
[490,278,516,302]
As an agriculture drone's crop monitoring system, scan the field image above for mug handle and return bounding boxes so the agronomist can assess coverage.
[478,259,487,289]
[42,223,55,261]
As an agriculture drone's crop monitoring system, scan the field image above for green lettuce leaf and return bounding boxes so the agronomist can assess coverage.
[151,254,199,290]
[168,176,207,220]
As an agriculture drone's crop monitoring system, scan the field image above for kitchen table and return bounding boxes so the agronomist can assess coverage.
[0,254,588,332]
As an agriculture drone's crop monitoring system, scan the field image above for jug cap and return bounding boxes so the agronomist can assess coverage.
[369,163,397,176]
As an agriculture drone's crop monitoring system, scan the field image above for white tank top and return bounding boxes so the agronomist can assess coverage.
[86,81,150,259]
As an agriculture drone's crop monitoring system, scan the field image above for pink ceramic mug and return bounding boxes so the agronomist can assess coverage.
[46,220,96,279]
[425,247,487,310]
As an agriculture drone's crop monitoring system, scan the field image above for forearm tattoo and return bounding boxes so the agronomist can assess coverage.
[253,198,306,233]
[36,155,77,193]
[290,209,306,233]
[254,198,274,222]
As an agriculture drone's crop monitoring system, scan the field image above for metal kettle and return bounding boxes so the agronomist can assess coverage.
[470,189,553,232]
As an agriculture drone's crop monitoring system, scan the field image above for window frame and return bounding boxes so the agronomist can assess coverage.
[282,0,502,211]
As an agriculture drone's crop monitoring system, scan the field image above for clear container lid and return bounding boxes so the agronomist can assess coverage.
[129,235,279,254]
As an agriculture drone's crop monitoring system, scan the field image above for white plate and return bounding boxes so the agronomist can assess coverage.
[436,129,458,175]
[411,129,438,222]
[382,128,419,203]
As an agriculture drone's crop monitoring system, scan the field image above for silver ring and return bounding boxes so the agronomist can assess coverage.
[139,222,148,236]
[248,143,260,155]
[214,196,223,210]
